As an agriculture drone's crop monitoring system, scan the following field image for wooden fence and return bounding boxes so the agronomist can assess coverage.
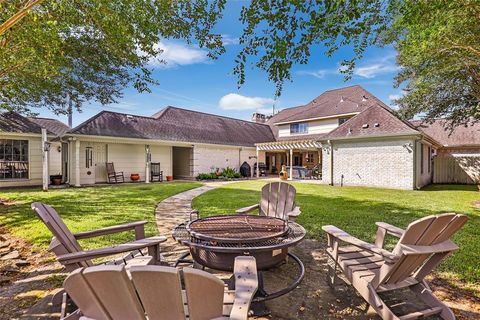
[434,155,480,184]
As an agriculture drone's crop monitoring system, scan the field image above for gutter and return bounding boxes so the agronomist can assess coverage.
[328,140,334,186]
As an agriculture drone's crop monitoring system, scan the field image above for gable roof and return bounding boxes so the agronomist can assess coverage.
[411,119,480,147]
[29,117,70,136]
[267,85,390,126]
[322,104,420,140]
[70,107,275,147]
[0,111,43,134]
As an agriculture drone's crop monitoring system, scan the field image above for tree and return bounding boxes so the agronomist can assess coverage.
[389,0,480,128]
[0,0,226,115]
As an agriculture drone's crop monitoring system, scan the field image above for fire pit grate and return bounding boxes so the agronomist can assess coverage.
[186,215,288,243]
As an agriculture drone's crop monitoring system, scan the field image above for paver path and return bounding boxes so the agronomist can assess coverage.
[154,185,215,263]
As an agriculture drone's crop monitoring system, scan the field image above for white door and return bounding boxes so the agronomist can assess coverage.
[94,144,107,183]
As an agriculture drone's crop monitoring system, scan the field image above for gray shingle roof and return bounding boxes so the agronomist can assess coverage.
[411,119,480,147]
[29,117,70,136]
[267,85,390,126]
[70,107,275,147]
[0,111,43,134]
[322,105,420,140]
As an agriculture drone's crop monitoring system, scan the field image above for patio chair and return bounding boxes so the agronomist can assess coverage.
[150,162,163,182]
[31,202,167,272]
[106,162,125,183]
[62,256,258,320]
[322,213,468,320]
[236,182,301,222]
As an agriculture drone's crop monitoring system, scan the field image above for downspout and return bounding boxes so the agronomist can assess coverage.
[413,139,419,190]
[328,140,334,186]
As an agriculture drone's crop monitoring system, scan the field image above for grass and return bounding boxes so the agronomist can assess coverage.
[0,182,200,250]
[192,181,480,294]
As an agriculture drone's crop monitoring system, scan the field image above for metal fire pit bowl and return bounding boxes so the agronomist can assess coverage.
[173,215,305,271]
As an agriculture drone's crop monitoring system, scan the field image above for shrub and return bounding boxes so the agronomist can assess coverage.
[196,173,217,180]
[221,167,241,179]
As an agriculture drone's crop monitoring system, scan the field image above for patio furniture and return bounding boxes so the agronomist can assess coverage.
[236,182,301,222]
[173,215,305,315]
[150,162,163,182]
[322,213,468,320]
[253,162,267,176]
[62,256,258,320]
[106,162,125,183]
[31,202,167,271]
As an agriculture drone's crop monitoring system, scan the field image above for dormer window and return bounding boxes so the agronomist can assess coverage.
[290,122,308,134]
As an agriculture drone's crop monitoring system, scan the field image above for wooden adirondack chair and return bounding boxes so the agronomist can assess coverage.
[236,182,301,221]
[62,256,258,320]
[322,213,468,320]
[150,162,163,182]
[31,202,167,272]
[106,162,125,183]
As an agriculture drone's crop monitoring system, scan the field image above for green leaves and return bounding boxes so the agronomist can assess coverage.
[0,0,225,115]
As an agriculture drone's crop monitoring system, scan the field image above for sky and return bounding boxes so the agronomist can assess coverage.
[37,2,404,127]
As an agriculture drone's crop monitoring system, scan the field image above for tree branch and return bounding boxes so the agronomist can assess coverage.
[0,0,45,36]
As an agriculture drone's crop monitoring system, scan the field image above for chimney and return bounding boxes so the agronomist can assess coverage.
[252,112,266,124]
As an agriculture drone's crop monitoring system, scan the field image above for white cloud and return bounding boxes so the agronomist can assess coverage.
[388,94,402,101]
[222,34,239,45]
[147,41,208,68]
[296,69,332,79]
[354,63,399,78]
[218,93,275,111]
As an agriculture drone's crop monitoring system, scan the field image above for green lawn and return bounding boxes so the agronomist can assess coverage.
[0,182,200,250]
[192,181,480,293]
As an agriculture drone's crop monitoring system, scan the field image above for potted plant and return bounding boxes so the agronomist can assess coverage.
[50,174,62,185]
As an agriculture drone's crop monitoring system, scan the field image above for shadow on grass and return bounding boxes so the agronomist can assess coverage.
[193,185,480,299]
[421,184,479,192]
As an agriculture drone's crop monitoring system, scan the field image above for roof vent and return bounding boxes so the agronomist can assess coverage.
[362,95,368,101]
[340,96,344,102]
[374,123,380,127]
[347,128,352,135]
[126,115,134,119]
[362,124,369,129]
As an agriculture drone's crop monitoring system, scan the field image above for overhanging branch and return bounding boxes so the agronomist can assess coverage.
[0,0,45,36]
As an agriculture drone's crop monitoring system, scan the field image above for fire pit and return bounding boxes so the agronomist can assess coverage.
[173,214,306,314]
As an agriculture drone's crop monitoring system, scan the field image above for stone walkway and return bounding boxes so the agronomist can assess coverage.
[154,185,215,263]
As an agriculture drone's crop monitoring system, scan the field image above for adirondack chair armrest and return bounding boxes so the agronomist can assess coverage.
[74,220,149,240]
[375,222,405,238]
[57,236,166,265]
[230,256,258,320]
[322,225,398,263]
[286,206,301,221]
[190,209,199,221]
[235,204,259,214]
[400,240,459,255]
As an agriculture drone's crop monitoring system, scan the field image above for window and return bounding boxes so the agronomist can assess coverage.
[305,153,314,163]
[427,146,431,173]
[420,144,424,174]
[0,139,29,180]
[338,117,349,125]
[290,122,308,134]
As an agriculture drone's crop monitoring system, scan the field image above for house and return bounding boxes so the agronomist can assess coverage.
[1,85,478,189]
[412,119,480,184]
[0,112,69,187]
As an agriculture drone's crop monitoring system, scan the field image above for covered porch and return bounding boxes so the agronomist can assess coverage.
[255,139,322,180]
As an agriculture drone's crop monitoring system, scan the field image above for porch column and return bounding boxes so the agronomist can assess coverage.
[288,148,293,180]
[145,145,151,183]
[75,139,81,187]
[42,129,49,191]
[256,147,259,178]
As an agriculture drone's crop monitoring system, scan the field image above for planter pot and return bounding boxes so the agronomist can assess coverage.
[130,173,140,182]
[166,176,173,181]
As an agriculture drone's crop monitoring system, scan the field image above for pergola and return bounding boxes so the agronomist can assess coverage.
[255,139,322,179]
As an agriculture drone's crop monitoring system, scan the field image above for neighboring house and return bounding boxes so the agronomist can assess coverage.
[412,120,480,184]
[0,112,69,187]
[1,85,478,189]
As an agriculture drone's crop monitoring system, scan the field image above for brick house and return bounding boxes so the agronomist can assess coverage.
[1,85,478,189]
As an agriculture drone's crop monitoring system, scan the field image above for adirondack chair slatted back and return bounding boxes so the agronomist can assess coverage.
[378,213,467,285]
[260,182,296,220]
[31,202,91,268]
[65,265,228,320]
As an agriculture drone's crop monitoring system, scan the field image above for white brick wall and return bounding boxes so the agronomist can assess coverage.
[192,145,256,176]
[322,139,415,189]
